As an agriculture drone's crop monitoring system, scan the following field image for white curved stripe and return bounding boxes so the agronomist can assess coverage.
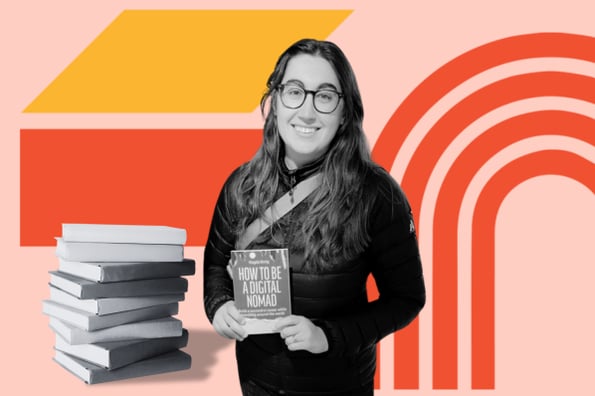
[390,57,595,182]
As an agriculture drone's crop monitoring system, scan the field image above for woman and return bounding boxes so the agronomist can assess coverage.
[204,38,425,395]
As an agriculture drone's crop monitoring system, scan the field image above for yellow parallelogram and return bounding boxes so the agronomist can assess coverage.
[24,10,352,113]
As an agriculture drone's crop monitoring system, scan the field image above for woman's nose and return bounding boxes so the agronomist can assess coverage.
[297,92,317,121]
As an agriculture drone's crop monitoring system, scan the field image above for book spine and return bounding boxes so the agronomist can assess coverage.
[80,277,188,299]
[49,286,99,313]
[58,259,103,282]
[97,294,185,315]
[56,239,184,262]
[86,302,179,331]
[92,350,191,384]
[54,349,192,384]
[49,317,183,344]
[101,259,196,283]
[109,329,189,369]
[48,273,188,299]
[62,224,187,245]
[48,273,84,297]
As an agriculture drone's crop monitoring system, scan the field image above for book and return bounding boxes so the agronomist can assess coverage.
[49,285,185,315]
[62,223,187,245]
[55,238,184,263]
[42,300,178,331]
[58,258,196,283]
[49,317,183,345]
[54,329,189,370]
[49,271,188,299]
[53,349,191,384]
[230,248,292,334]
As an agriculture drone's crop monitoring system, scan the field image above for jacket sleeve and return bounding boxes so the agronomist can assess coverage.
[315,175,426,358]
[203,176,238,323]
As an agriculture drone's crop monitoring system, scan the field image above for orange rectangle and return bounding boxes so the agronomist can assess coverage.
[20,129,262,246]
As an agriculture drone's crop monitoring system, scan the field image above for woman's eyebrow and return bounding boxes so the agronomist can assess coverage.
[317,82,340,91]
[283,79,340,91]
[283,79,304,87]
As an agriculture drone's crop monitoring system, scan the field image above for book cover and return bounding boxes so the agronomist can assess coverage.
[62,223,187,245]
[55,238,184,263]
[54,329,189,370]
[53,349,191,384]
[58,258,196,283]
[49,317,183,345]
[42,300,178,331]
[49,271,188,299]
[230,248,291,334]
[49,285,185,315]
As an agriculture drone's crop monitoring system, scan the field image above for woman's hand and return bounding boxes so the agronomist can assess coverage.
[275,315,329,354]
[212,301,247,341]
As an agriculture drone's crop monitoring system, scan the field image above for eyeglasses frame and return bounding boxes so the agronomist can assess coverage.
[277,84,344,114]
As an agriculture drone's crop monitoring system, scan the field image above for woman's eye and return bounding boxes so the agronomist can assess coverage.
[286,88,303,97]
[317,92,334,103]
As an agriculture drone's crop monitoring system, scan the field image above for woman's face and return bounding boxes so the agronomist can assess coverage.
[276,54,344,169]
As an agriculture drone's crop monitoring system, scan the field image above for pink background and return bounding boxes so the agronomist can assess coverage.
[1,1,594,395]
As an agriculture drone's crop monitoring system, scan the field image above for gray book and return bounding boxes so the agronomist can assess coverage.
[42,300,178,331]
[54,329,189,370]
[49,317,183,345]
[49,271,188,299]
[58,258,195,283]
[49,285,185,315]
[53,349,191,384]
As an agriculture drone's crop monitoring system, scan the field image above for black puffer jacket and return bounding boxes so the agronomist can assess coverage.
[203,160,426,395]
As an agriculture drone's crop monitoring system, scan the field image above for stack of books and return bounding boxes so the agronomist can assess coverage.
[42,224,194,384]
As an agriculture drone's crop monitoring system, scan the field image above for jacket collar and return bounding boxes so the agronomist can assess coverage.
[278,153,325,188]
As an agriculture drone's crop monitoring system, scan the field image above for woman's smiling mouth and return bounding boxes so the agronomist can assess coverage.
[293,125,319,135]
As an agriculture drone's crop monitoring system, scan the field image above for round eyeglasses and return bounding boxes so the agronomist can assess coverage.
[277,84,343,114]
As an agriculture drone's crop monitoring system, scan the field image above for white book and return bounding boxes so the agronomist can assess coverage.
[55,238,184,262]
[42,300,178,331]
[49,285,185,315]
[62,224,187,245]
[230,248,291,334]
[49,317,183,345]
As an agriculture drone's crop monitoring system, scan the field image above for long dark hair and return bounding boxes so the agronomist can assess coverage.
[229,38,377,269]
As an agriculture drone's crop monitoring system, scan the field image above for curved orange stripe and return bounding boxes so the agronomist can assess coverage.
[472,151,595,388]
[406,72,595,232]
[420,72,595,389]
[433,111,595,389]
[372,33,595,168]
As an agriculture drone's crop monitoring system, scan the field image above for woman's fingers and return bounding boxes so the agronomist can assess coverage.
[227,302,246,325]
[275,315,329,353]
[213,301,247,341]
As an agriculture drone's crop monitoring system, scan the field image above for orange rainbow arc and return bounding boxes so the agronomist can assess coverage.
[434,111,595,389]
[370,33,595,390]
[411,71,595,389]
[472,150,595,388]
[372,33,595,167]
